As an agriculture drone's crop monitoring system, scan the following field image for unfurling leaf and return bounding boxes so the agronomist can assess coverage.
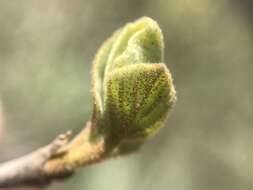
[91,17,176,147]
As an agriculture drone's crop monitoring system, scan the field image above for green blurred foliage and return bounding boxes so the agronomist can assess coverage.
[0,0,253,190]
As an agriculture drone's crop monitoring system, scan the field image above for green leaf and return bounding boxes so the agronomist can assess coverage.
[91,30,120,121]
[104,63,176,141]
[105,17,164,73]
[91,17,176,147]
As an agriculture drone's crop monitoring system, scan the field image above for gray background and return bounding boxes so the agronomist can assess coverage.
[0,0,253,189]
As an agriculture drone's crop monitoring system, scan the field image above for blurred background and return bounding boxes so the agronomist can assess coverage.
[0,0,253,189]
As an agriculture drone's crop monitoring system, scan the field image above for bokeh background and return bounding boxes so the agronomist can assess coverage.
[1,0,253,189]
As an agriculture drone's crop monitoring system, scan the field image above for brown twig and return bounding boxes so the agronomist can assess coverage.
[0,121,106,188]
